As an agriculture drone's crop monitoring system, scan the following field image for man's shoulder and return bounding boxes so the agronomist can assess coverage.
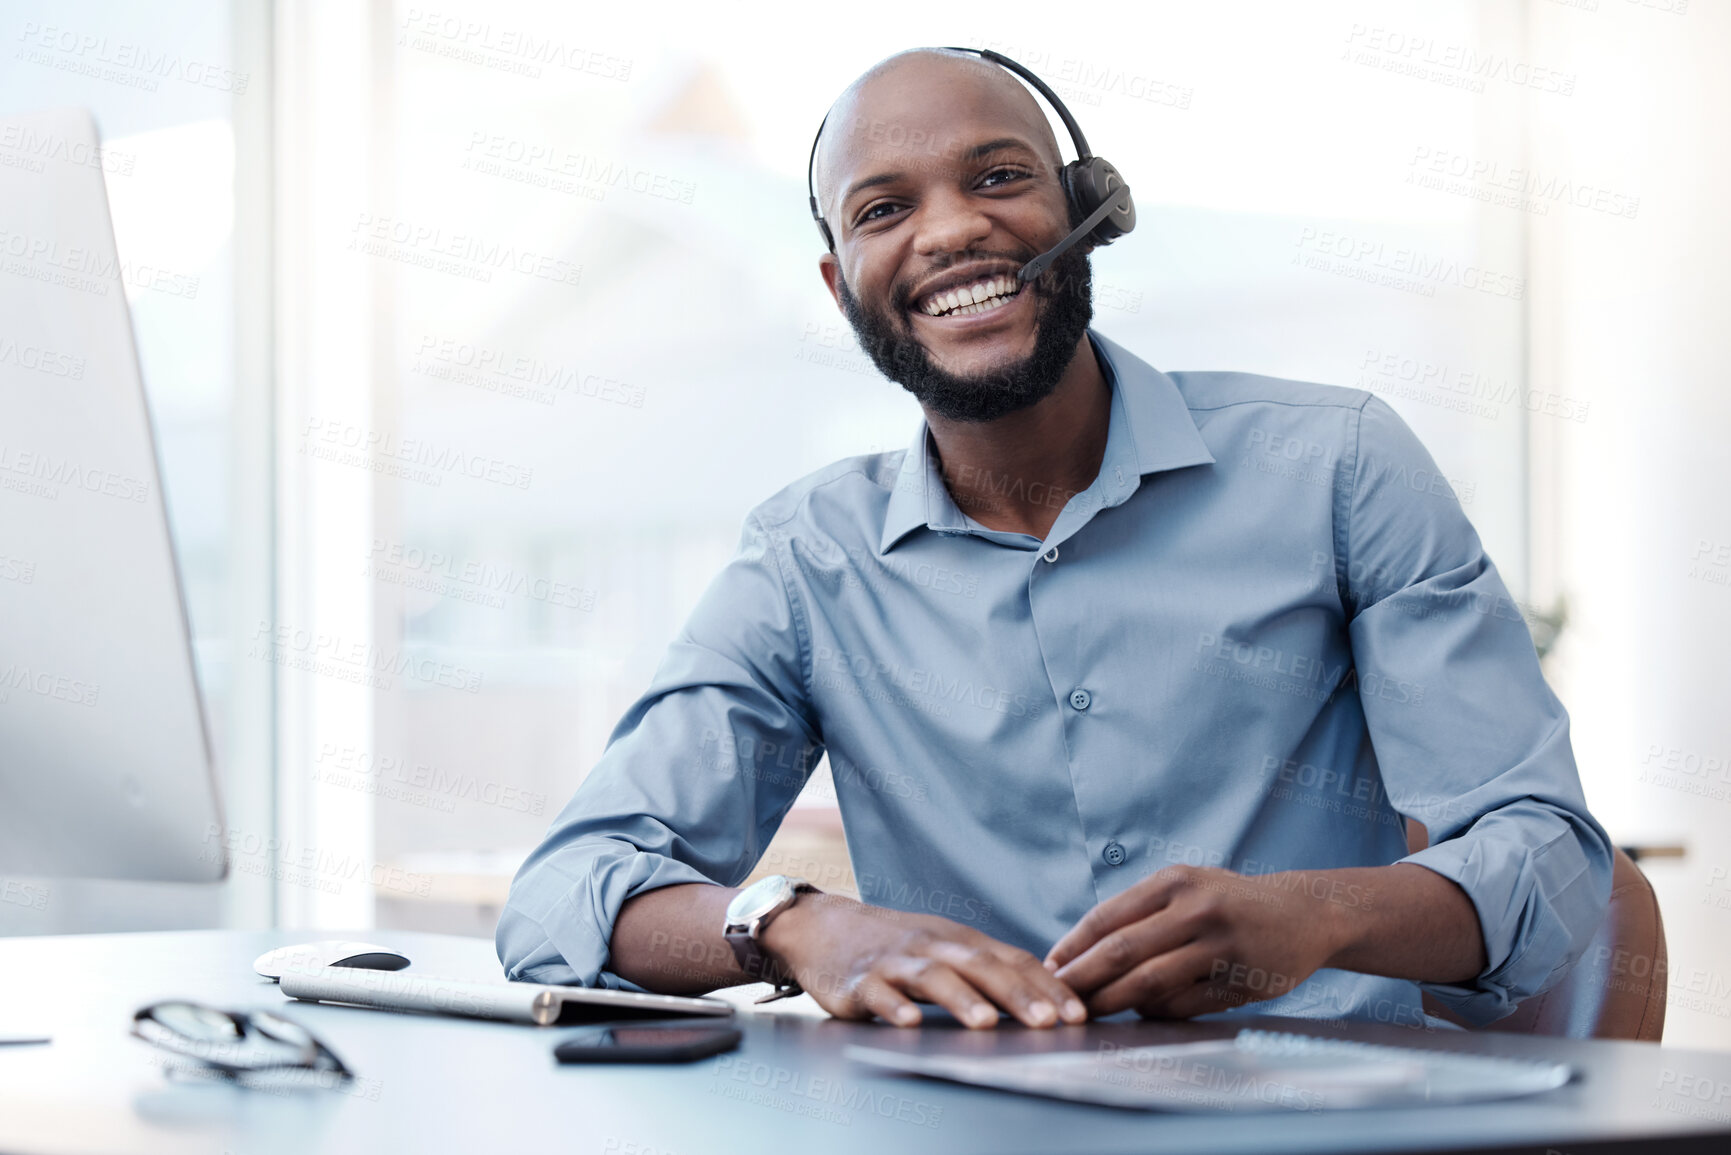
[745,448,908,534]
[1164,368,1375,417]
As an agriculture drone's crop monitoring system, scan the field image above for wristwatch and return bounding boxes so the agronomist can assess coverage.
[723,874,818,1003]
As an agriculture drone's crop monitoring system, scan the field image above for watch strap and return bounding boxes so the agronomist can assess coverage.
[724,878,817,996]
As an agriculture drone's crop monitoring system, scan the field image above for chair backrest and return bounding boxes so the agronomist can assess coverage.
[1407,821,1666,1041]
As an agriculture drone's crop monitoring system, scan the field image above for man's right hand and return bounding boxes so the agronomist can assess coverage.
[758,892,1089,1029]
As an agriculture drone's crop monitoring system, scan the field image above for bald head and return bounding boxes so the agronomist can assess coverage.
[811,48,1065,231]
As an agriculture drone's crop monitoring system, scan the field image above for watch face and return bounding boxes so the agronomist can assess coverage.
[726,875,794,926]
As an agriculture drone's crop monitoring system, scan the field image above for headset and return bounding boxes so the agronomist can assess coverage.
[805,46,1135,284]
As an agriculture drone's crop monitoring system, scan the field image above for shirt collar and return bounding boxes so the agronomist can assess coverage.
[878,329,1215,555]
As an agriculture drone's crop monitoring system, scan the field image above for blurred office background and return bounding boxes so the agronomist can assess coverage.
[2,0,1727,1046]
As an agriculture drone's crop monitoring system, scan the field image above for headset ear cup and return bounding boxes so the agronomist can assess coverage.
[1073,157,1136,245]
[1059,161,1086,231]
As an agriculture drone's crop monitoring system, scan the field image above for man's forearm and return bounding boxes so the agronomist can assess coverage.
[608,882,750,994]
[1320,863,1488,983]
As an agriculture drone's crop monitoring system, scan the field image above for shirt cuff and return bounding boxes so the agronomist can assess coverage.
[497,847,721,989]
[1400,826,1603,1027]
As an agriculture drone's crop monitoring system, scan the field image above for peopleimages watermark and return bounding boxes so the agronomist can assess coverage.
[1407,146,1640,220]
[365,537,596,613]
[1212,972,1433,1030]
[0,334,86,379]
[1304,552,1544,635]
[710,1055,944,1129]
[248,619,484,694]
[0,121,134,176]
[812,643,1034,719]
[1341,24,1576,96]
[313,742,546,816]
[0,662,100,708]
[397,9,631,82]
[0,878,50,912]
[1602,0,1692,15]
[1653,1069,1731,1125]
[411,334,644,409]
[1355,347,1590,425]
[791,532,983,601]
[301,417,534,491]
[462,131,695,205]
[1193,631,1426,707]
[1637,741,1731,805]
[960,37,1194,110]
[201,823,434,898]
[1239,427,1343,494]
[0,552,36,585]
[1704,865,1731,917]
[346,213,582,288]
[1669,964,1731,1022]
[793,322,878,377]
[1263,754,1403,831]
[855,872,994,926]
[696,729,929,806]
[1,225,201,299]
[1092,1040,1326,1110]
[0,441,151,505]
[14,21,251,95]
[1293,227,1524,301]
[1688,539,1731,592]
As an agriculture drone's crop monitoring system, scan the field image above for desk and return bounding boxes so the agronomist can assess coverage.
[1,930,1728,1155]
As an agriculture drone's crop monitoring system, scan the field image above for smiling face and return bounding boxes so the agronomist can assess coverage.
[815,50,1095,423]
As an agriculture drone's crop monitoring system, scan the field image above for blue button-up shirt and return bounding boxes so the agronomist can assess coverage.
[498,329,1611,1028]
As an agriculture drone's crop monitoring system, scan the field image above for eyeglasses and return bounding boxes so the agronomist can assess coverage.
[132,1001,353,1087]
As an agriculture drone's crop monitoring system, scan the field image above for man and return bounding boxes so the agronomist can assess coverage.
[497,47,1611,1032]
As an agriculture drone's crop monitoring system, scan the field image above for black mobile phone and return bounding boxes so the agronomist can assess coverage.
[553,1024,743,1064]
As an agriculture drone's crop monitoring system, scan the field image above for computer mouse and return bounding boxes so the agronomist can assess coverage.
[253,940,412,981]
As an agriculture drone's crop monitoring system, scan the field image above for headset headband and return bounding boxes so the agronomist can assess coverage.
[806,47,1096,250]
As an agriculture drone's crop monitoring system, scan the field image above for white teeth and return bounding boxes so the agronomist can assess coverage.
[921,275,1022,318]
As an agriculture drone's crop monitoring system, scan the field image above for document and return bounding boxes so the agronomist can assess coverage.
[845,1029,1574,1112]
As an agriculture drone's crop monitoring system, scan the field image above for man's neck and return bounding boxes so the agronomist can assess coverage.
[924,334,1112,541]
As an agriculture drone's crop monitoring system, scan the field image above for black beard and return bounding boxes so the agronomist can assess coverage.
[834,242,1094,424]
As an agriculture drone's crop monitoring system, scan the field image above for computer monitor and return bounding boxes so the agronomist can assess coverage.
[0,107,227,882]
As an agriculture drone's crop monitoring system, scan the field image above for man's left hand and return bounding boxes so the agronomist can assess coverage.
[1042,864,1359,1019]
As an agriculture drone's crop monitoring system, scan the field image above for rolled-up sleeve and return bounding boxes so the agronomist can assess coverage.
[496,512,821,987]
[1341,396,1612,1026]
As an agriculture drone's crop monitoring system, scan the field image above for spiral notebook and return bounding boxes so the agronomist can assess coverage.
[845,1030,1574,1113]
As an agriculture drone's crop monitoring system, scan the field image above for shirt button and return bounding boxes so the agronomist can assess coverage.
[1042,546,1060,563]
[1068,688,1092,711]
[1102,841,1127,867]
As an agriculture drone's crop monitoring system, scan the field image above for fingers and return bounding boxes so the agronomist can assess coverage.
[860,941,1089,1029]
[929,941,1089,1027]
[1082,941,1217,1018]
[792,911,1095,1030]
[847,973,924,1028]
[880,956,1002,1029]
[1053,905,1195,996]
[1044,867,1184,971]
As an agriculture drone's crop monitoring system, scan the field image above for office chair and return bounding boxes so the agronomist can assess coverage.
[1405,821,1667,1041]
